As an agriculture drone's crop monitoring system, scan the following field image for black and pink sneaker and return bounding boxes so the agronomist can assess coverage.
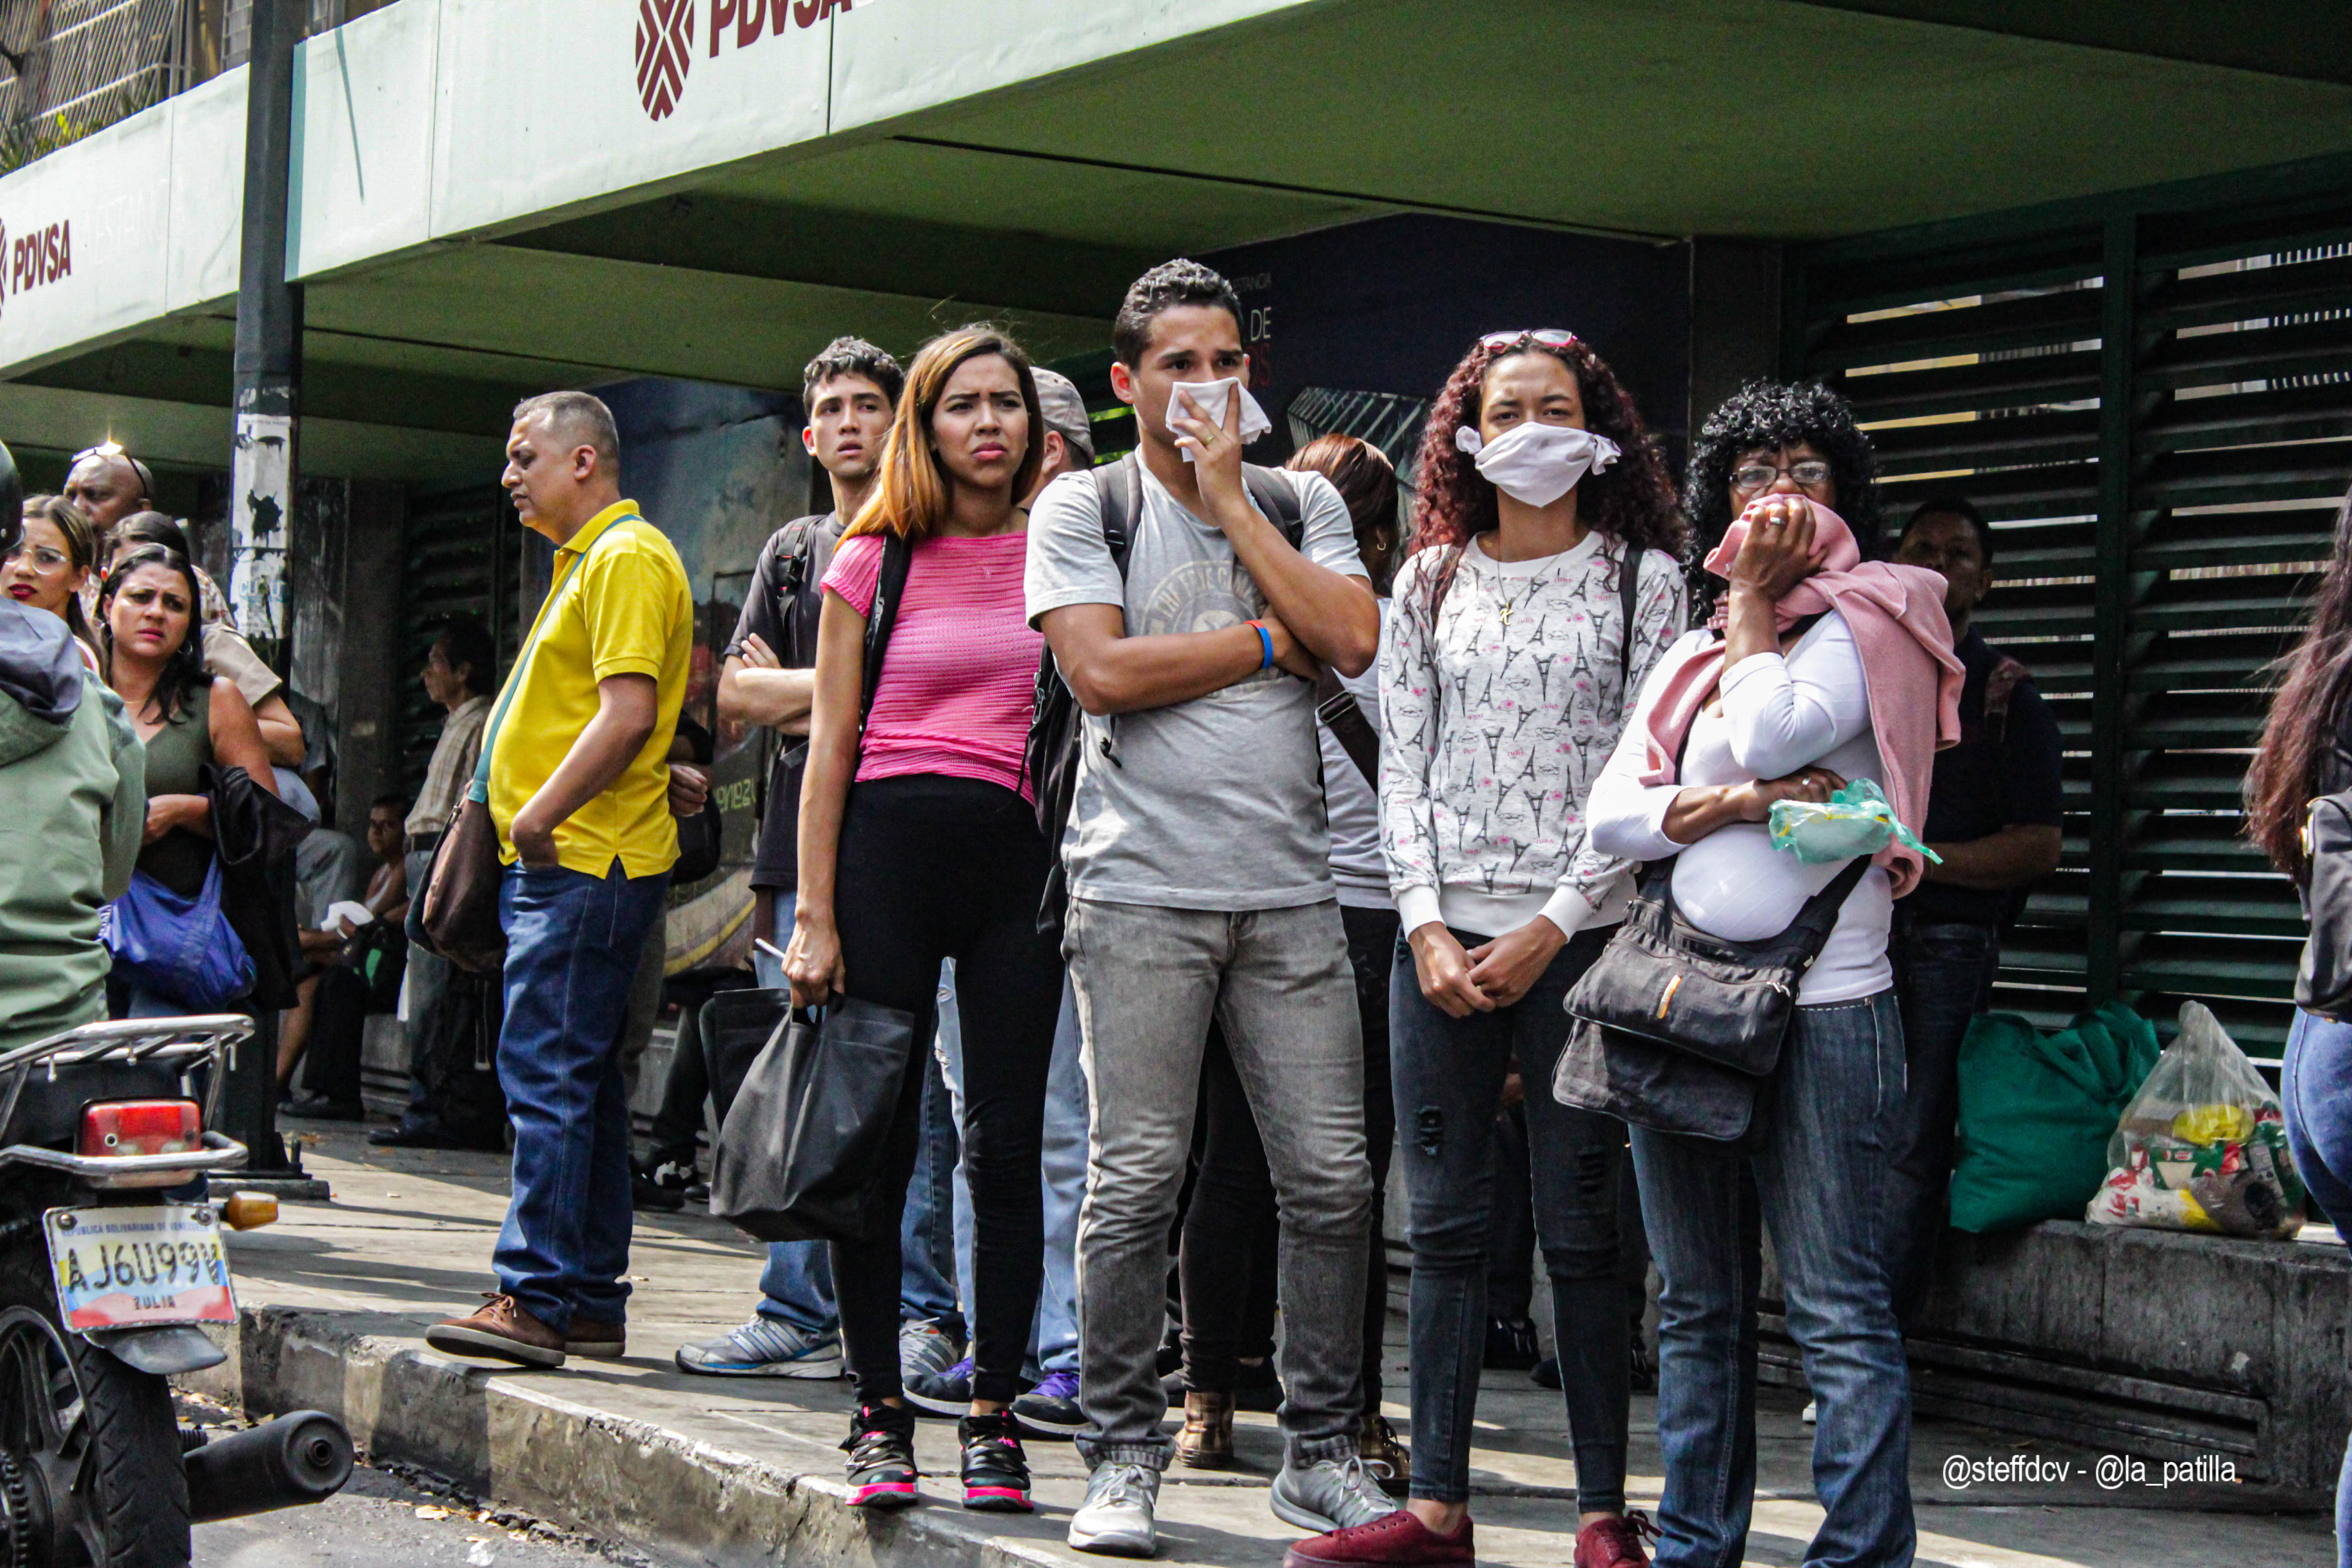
[958,1411,1034,1512]
[842,1404,920,1508]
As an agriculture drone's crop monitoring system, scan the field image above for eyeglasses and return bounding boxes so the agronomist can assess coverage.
[69,441,125,466]
[1479,329,1578,352]
[1731,460,1834,493]
[2,542,68,571]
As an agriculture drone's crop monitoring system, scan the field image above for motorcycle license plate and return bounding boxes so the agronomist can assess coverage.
[43,1205,235,1331]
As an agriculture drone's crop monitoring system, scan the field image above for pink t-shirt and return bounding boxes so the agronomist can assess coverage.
[823,530,1044,801]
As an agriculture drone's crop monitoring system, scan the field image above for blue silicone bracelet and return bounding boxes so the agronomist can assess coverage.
[1250,621,1274,670]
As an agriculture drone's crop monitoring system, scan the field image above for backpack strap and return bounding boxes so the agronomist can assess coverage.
[1614,537,1645,719]
[1097,453,1143,578]
[1242,464,1307,548]
[860,532,914,732]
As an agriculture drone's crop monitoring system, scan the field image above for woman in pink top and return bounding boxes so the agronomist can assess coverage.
[784,324,1061,1514]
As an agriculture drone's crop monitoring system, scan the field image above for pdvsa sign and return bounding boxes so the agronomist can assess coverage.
[5,220,71,300]
[634,0,855,122]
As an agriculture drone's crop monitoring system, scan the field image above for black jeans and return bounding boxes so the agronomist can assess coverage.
[828,776,1063,1407]
[1179,904,1401,1406]
[1887,915,2000,1324]
[1392,925,1630,1511]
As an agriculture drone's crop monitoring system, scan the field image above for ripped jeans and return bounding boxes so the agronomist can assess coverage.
[1390,924,1631,1511]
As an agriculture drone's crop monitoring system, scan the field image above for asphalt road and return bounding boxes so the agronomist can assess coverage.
[193,1463,630,1568]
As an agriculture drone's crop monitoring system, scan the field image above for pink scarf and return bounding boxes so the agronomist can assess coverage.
[1641,499,1963,897]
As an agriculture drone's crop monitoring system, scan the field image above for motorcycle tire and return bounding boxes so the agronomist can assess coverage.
[0,1238,191,1568]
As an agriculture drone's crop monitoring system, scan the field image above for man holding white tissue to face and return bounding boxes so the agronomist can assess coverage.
[1024,259,1391,1556]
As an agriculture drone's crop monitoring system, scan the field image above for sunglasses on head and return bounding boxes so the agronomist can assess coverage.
[1479,329,1578,352]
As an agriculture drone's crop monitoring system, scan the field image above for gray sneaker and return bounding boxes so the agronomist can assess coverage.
[1068,1461,1159,1557]
[900,1317,965,1386]
[673,1316,843,1377]
[1269,1455,1402,1534]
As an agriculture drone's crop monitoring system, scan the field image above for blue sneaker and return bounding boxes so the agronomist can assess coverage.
[905,1354,974,1416]
[674,1316,843,1378]
[1009,1368,1083,1436]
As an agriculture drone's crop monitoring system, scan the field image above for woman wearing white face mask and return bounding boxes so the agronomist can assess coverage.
[1291,332,1686,1568]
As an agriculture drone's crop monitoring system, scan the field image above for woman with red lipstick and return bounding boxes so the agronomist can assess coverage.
[97,544,276,1017]
[782,325,1062,1516]
[5,496,101,671]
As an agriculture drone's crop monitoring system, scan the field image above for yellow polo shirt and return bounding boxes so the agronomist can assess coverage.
[488,500,692,878]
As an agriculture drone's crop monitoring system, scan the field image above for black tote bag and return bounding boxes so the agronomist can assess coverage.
[710,997,919,1244]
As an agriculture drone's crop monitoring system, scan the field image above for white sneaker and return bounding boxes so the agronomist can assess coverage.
[1802,1399,1818,1425]
[672,1317,842,1378]
[1269,1455,1401,1533]
[1068,1462,1159,1557]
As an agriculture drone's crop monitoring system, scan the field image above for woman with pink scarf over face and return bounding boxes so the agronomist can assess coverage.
[1584,382,1960,1568]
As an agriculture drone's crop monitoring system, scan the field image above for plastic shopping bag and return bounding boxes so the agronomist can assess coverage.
[2084,1001,2306,1239]
[1768,778,1942,866]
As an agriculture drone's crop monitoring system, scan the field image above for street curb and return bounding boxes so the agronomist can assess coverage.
[181,1305,1068,1568]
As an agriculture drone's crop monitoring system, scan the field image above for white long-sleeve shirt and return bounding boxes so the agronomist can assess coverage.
[1586,612,1895,1003]
[1380,531,1686,940]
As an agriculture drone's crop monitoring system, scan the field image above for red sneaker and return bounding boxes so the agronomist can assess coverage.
[1284,1508,1474,1568]
[1573,1511,1659,1568]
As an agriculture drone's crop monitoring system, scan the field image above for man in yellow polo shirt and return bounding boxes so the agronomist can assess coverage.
[429,391,691,1369]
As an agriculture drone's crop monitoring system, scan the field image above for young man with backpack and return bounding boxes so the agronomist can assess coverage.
[673,338,961,1386]
[1025,260,1393,1556]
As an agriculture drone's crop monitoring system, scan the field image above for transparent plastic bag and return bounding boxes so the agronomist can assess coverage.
[2084,1001,2306,1239]
[1767,778,1940,866]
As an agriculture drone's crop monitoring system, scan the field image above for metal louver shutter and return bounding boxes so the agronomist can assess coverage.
[1790,186,2352,1075]
[1793,231,2106,1037]
[396,485,518,799]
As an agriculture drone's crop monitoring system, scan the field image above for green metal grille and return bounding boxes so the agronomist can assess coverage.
[1789,178,2352,1070]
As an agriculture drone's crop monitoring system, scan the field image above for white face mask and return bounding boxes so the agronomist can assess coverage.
[1455,421,1621,508]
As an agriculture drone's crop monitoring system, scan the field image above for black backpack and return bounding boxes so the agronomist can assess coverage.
[1023,453,1306,935]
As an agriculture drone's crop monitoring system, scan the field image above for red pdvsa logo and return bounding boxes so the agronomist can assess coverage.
[635,0,694,121]
[634,0,855,122]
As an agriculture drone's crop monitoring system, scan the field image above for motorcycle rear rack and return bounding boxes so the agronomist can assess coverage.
[0,1016,253,1185]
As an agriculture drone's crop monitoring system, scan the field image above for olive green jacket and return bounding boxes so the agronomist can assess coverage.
[0,672,145,1053]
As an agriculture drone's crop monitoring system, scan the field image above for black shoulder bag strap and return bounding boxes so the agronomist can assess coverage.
[859,532,914,733]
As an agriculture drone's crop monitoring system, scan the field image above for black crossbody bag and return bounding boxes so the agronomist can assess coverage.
[2296,789,2352,1019]
[1554,854,1870,1150]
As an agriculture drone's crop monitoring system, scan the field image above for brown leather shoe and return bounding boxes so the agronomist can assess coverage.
[1177,1388,1234,1469]
[567,1318,625,1360]
[426,1294,567,1368]
[1359,1411,1410,1496]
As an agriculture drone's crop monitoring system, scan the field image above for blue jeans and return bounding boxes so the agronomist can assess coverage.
[750,910,961,1336]
[1631,991,1914,1568]
[938,971,1087,1377]
[2283,1009,2352,1565]
[493,860,670,1330]
[1887,917,2000,1323]
[1392,925,1628,1511]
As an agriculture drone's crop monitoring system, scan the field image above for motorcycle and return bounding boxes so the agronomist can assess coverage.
[0,1014,352,1568]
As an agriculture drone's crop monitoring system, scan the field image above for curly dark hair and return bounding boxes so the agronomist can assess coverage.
[1685,379,1883,569]
[1112,259,1243,368]
[1406,334,1684,607]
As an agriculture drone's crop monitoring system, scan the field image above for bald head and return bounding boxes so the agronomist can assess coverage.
[64,451,151,531]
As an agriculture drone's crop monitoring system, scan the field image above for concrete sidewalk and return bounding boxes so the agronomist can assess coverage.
[189,1125,2334,1568]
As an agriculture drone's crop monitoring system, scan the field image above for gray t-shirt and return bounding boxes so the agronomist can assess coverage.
[1024,462,1368,911]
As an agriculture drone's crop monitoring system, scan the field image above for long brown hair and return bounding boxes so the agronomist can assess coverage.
[845,325,1041,542]
[1408,334,1685,578]
[1286,433,1398,591]
[2248,482,2352,876]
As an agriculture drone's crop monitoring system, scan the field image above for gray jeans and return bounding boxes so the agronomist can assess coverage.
[1065,897,1372,1470]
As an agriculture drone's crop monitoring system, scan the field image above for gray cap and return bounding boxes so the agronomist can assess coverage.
[1030,368,1095,465]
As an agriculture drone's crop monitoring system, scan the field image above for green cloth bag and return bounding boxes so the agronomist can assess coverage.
[1947,1001,2161,1233]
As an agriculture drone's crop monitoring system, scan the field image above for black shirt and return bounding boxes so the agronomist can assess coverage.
[1907,628,2065,926]
[725,514,843,890]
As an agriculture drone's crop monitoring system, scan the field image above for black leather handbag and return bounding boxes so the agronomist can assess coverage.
[2296,789,2352,1018]
[709,997,920,1244]
[1555,854,1870,1147]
